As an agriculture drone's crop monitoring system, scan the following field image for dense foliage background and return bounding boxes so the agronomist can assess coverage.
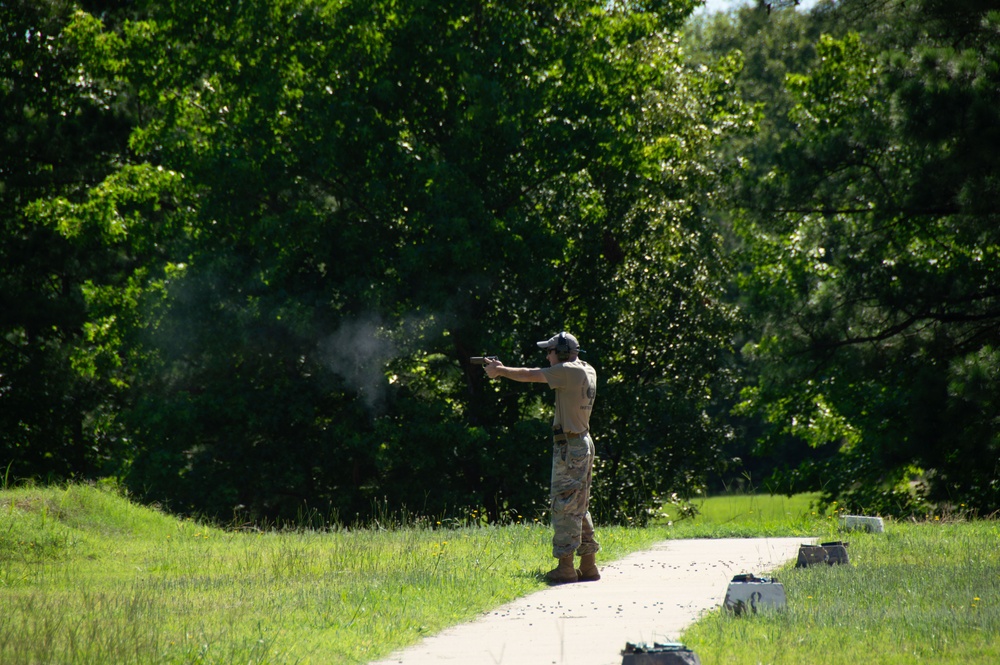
[3,0,997,524]
[691,0,1000,515]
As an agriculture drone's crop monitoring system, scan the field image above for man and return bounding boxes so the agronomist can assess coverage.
[485,331,600,584]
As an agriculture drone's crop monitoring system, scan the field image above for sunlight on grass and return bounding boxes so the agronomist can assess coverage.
[2,483,997,665]
[682,520,1000,665]
[0,483,670,664]
[654,491,843,539]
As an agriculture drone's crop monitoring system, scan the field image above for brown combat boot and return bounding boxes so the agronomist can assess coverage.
[576,553,601,582]
[545,555,579,584]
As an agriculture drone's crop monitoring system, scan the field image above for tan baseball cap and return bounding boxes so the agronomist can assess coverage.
[536,332,583,353]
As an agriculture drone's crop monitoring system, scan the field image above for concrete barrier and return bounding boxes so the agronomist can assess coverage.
[840,515,885,533]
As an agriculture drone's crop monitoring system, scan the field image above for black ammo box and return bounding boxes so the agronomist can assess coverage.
[621,642,701,665]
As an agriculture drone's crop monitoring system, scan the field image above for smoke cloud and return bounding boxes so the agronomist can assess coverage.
[316,312,451,412]
[317,315,397,412]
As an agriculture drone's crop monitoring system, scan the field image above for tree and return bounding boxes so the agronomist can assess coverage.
[15,0,749,525]
[730,0,1000,514]
[0,0,137,481]
[682,1,854,493]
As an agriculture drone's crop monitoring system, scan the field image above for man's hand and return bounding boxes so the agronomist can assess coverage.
[484,357,505,379]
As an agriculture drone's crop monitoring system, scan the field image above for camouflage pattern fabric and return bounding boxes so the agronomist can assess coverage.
[550,433,600,558]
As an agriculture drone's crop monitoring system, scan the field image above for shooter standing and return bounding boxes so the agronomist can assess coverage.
[484,332,600,584]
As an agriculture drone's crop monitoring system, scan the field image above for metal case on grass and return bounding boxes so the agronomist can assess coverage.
[796,541,850,567]
[723,574,787,615]
[621,642,701,665]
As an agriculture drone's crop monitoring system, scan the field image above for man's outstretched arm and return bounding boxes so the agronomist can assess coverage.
[484,359,547,383]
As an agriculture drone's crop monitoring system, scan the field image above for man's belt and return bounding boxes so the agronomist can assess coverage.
[553,426,589,443]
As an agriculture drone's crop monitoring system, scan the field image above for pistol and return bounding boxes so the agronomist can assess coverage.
[469,356,498,365]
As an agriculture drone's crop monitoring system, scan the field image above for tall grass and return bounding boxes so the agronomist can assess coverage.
[2,483,996,664]
[0,483,671,664]
[682,520,1000,664]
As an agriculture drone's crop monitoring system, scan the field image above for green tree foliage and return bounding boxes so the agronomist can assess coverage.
[727,0,1000,514]
[7,0,748,523]
[683,2,852,492]
[1,0,136,480]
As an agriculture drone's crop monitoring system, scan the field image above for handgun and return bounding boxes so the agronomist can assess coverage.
[469,356,498,365]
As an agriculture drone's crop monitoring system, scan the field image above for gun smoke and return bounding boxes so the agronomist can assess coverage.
[317,315,396,412]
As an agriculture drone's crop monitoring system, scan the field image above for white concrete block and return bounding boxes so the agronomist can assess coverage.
[840,515,885,533]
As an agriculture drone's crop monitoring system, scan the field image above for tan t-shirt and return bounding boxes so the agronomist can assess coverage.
[540,360,597,434]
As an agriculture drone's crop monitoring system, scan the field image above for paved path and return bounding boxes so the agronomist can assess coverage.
[370,537,807,665]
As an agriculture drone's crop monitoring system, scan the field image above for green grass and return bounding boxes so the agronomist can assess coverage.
[0,483,671,664]
[682,520,1000,664]
[1,483,996,664]
[660,491,835,538]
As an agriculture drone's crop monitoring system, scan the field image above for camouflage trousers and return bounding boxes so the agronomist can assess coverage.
[550,432,600,558]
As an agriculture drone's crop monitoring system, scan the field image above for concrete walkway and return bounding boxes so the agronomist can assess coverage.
[370,537,806,665]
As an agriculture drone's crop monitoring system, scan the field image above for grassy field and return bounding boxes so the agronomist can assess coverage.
[682,519,1000,664]
[662,491,836,537]
[0,483,675,664]
[1,483,996,664]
